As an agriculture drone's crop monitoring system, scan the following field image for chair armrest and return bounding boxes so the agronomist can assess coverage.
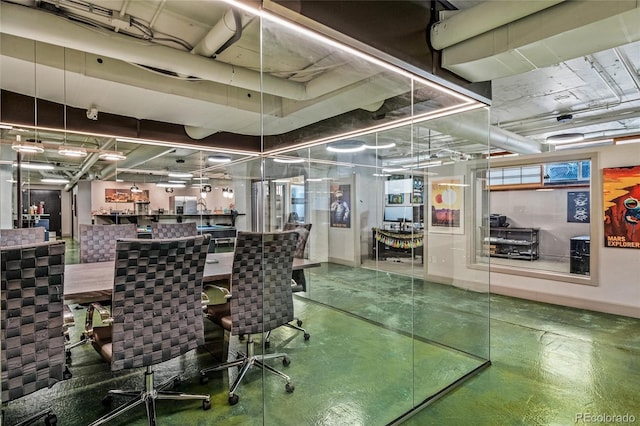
[202,284,231,307]
[85,302,113,333]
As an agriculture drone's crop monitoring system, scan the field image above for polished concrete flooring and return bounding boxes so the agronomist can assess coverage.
[4,246,639,425]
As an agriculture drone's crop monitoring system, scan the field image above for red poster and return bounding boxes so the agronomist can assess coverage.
[603,165,640,249]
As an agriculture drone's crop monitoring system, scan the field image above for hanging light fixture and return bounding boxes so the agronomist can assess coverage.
[12,135,45,154]
[99,151,127,161]
[207,154,232,163]
[130,183,142,193]
[59,146,88,157]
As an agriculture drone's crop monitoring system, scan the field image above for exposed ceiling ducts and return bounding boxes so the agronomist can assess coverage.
[435,1,640,83]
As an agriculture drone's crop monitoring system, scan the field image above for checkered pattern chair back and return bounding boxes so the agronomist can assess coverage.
[283,223,312,259]
[109,235,210,372]
[230,231,299,336]
[1,241,66,402]
[0,227,45,247]
[151,222,197,239]
[80,224,137,263]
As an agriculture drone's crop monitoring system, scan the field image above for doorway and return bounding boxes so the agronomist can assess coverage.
[22,189,62,237]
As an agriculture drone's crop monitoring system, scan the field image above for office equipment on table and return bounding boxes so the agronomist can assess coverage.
[1,241,71,426]
[199,231,299,405]
[86,236,211,425]
[570,236,590,275]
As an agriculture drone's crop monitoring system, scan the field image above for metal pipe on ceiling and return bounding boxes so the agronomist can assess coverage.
[430,0,565,50]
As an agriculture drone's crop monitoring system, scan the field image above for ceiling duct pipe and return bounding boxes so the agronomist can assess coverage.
[430,0,565,50]
[191,8,250,57]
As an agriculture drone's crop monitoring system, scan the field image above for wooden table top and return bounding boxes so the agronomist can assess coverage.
[64,252,320,304]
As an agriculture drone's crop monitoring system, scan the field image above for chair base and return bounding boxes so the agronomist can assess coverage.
[264,322,310,349]
[200,336,294,405]
[88,366,211,426]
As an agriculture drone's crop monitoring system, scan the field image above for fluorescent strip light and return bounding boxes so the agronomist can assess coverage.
[273,157,306,163]
[98,152,126,161]
[41,178,70,184]
[168,172,193,178]
[16,163,55,170]
[364,142,396,150]
[0,124,13,130]
[192,177,209,181]
[372,173,391,177]
[382,167,406,173]
[58,146,88,157]
[305,178,323,182]
[156,182,186,188]
[12,142,44,154]
[168,180,188,184]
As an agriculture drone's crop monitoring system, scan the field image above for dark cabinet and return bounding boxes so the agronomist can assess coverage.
[570,236,590,275]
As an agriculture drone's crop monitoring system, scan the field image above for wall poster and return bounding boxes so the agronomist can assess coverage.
[427,175,464,234]
[603,165,640,249]
[105,188,150,203]
[567,191,590,223]
[330,183,351,228]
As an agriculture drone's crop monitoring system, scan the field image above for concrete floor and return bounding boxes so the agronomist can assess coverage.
[4,255,639,425]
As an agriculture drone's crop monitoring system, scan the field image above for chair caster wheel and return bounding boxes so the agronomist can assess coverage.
[296,319,303,326]
[45,413,58,426]
[282,357,291,367]
[303,333,310,340]
[200,374,209,385]
[203,399,212,410]
[285,383,295,393]
[63,366,73,380]
[228,394,239,405]
[102,395,113,406]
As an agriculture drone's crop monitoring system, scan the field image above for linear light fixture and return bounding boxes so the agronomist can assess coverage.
[273,157,306,163]
[15,162,55,170]
[12,140,44,154]
[156,182,186,188]
[41,178,70,184]
[554,139,613,150]
[98,151,126,161]
[58,146,88,157]
[404,160,442,169]
[168,172,193,178]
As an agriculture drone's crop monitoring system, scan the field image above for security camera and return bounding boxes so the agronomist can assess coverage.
[86,107,98,120]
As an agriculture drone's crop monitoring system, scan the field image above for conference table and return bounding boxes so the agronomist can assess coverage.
[64,252,321,304]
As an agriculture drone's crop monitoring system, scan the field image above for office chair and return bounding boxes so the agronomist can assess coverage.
[151,221,197,239]
[200,231,299,405]
[262,223,313,347]
[68,224,139,354]
[0,227,45,247]
[87,235,212,425]
[1,241,71,426]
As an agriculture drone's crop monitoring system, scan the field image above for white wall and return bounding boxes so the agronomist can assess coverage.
[420,148,640,318]
[490,144,640,317]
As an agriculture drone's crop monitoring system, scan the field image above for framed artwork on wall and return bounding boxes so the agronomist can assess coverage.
[567,191,590,223]
[330,183,351,228]
[388,194,404,205]
[603,165,640,249]
[427,175,465,234]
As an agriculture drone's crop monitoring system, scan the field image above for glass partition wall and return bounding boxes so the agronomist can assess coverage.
[0,3,490,425]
